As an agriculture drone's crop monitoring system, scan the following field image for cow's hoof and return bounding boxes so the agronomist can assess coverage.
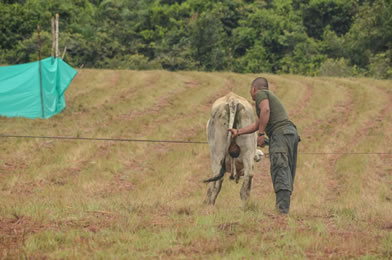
[204,198,216,205]
[240,191,250,201]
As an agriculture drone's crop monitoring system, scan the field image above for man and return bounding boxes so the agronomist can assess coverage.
[228,77,299,214]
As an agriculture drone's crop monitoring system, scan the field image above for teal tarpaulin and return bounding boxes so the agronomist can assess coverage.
[0,57,77,119]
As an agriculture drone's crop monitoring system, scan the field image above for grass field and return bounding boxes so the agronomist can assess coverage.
[0,70,391,259]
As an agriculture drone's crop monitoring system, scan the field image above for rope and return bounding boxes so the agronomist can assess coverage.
[0,134,208,144]
[1,134,391,155]
[295,152,391,155]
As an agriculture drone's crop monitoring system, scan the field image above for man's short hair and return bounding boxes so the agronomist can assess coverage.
[251,77,269,90]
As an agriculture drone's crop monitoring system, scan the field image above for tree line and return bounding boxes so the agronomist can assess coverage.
[0,0,391,78]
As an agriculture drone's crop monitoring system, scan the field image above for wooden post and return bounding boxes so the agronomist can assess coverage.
[55,13,59,57]
[51,16,55,57]
[37,25,41,61]
[37,25,45,118]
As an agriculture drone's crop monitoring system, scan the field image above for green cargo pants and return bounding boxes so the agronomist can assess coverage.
[269,125,299,214]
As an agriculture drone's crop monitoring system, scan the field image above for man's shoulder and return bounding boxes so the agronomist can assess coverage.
[255,90,269,104]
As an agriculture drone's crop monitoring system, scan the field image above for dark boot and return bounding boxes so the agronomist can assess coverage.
[276,190,291,214]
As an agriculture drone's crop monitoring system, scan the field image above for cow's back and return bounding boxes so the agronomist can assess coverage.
[211,92,253,117]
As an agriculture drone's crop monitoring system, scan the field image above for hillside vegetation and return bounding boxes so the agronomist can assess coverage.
[0,70,391,258]
[1,0,391,78]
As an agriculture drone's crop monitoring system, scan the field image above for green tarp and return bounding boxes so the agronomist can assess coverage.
[0,57,77,119]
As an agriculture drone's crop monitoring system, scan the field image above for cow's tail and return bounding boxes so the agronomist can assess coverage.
[227,98,238,144]
[203,157,226,183]
[203,98,238,183]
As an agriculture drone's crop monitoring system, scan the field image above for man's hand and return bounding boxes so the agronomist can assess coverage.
[257,135,265,147]
[228,128,239,138]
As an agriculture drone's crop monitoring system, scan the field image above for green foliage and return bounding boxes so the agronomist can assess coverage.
[0,1,40,50]
[368,51,392,79]
[0,0,391,78]
[343,0,392,78]
[280,37,326,75]
[189,11,229,71]
[302,0,356,39]
[233,43,273,73]
[319,58,354,77]
[116,54,163,70]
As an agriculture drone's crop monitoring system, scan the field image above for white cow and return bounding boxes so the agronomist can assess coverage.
[204,92,263,205]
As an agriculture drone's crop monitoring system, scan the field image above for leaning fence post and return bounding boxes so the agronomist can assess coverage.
[62,46,67,59]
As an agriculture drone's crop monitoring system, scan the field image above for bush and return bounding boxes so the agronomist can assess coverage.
[120,54,162,70]
[319,58,354,77]
[368,52,392,79]
[233,44,273,73]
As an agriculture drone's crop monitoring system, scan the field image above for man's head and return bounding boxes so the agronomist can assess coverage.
[250,77,269,100]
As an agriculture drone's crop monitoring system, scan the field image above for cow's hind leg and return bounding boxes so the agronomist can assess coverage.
[206,179,224,205]
[205,157,226,205]
[240,158,253,201]
[240,175,253,201]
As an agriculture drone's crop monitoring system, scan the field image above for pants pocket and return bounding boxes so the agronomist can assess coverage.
[270,152,292,192]
[271,152,288,169]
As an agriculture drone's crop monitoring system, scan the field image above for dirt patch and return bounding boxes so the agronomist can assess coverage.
[290,82,313,117]
[0,215,49,257]
[2,160,28,172]
[160,237,226,258]
[94,174,134,197]
[324,85,392,202]
[9,179,50,196]
[58,214,120,233]
[117,79,199,122]
[124,158,147,173]
[184,80,200,88]
[217,222,240,234]
[111,71,120,87]
[0,212,121,257]
[205,87,233,107]
[224,78,236,91]
[382,223,392,230]
[175,155,208,199]
[251,159,272,198]
[301,86,355,202]
[306,228,381,259]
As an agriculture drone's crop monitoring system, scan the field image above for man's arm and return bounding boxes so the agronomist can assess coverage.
[257,99,270,146]
[238,119,259,135]
[229,119,258,138]
[257,99,270,134]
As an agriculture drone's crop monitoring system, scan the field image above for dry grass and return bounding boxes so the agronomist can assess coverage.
[0,70,391,259]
